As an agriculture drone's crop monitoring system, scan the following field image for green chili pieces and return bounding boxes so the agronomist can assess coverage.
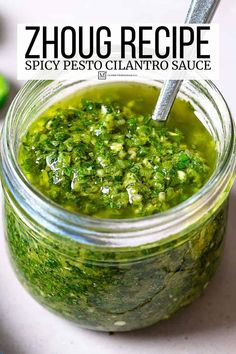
[19,90,215,218]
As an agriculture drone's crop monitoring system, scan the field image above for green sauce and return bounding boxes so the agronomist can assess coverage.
[5,199,227,331]
[3,82,225,332]
[19,83,216,218]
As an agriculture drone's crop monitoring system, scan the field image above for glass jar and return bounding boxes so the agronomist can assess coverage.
[0,78,235,332]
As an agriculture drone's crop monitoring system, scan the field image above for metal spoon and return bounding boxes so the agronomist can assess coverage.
[152,0,221,122]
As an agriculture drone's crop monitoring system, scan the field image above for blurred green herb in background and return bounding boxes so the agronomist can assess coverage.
[0,74,9,109]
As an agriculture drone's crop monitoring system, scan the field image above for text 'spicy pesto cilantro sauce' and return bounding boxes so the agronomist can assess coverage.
[1,81,234,332]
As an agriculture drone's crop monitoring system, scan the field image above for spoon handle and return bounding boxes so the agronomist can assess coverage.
[152,0,221,122]
[152,80,183,122]
[185,0,221,23]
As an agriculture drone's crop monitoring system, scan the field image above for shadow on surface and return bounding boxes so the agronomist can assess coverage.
[112,188,236,341]
[0,14,6,46]
[0,322,25,354]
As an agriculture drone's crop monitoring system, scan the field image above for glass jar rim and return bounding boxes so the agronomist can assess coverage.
[1,78,236,247]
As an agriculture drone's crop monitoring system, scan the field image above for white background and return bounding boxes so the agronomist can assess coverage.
[0,1,236,353]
